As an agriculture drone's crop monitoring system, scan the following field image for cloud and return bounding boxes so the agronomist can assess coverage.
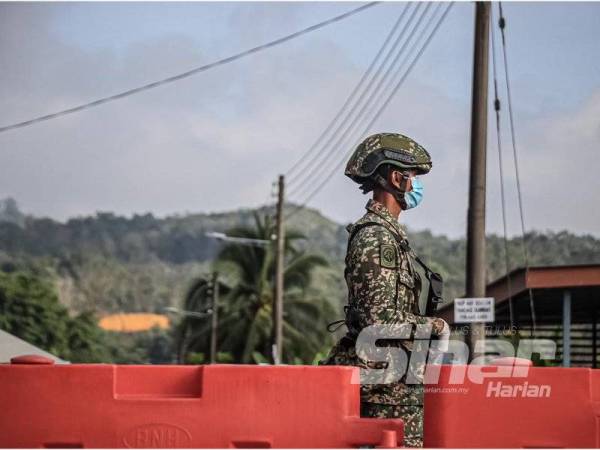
[512,89,600,236]
[0,2,361,219]
[304,80,600,239]
[0,3,598,239]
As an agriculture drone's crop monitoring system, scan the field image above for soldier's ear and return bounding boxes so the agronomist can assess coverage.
[389,170,402,189]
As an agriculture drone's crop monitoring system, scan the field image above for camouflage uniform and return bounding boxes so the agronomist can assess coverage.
[321,199,444,448]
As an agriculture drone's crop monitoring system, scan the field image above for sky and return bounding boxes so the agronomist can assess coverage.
[0,1,599,238]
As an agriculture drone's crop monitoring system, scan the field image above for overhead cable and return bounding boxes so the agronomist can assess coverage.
[288,2,448,207]
[286,2,453,220]
[498,2,537,336]
[288,2,430,197]
[0,2,380,134]
[285,3,411,179]
[491,7,515,331]
[286,3,411,187]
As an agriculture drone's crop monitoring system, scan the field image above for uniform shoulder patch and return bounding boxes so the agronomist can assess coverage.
[380,243,397,268]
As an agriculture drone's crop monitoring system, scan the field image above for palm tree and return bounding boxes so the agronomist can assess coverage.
[174,213,335,364]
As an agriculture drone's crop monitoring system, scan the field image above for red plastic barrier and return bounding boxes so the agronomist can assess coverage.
[0,356,403,448]
[424,363,600,447]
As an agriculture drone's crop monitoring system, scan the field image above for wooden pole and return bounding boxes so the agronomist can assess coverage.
[562,290,571,367]
[272,175,285,364]
[209,272,219,364]
[593,306,597,369]
[466,2,490,361]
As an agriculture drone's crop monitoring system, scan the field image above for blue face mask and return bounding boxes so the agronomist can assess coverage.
[403,177,424,210]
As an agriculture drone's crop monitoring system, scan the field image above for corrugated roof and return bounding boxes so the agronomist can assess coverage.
[98,313,170,332]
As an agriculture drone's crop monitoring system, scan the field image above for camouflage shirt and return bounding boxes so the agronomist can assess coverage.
[322,199,443,406]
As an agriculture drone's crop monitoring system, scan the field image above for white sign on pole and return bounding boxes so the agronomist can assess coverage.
[454,297,495,323]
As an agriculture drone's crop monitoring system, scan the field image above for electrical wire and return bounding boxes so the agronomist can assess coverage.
[288,2,431,198]
[0,2,380,134]
[287,3,449,214]
[286,4,444,215]
[285,2,411,180]
[363,2,450,133]
[491,7,515,331]
[287,2,420,192]
[290,3,445,202]
[498,2,537,336]
[286,2,453,220]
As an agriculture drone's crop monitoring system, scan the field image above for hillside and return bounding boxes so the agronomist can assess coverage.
[0,199,598,316]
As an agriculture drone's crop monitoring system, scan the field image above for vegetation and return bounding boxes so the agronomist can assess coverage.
[0,264,174,363]
[0,268,110,362]
[0,198,598,364]
[175,213,335,364]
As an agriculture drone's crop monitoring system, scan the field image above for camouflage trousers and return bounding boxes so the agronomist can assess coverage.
[321,338,424,448]
[361,403,423,448]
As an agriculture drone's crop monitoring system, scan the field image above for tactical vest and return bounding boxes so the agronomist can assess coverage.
[330,221,443,340]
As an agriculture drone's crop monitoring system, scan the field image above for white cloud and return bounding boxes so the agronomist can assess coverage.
[512,89,600,236]
[0,3,598,239]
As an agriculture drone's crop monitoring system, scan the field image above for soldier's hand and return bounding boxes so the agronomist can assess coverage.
[439,319,451,353]
[432,318,449,336]
[432,318,451,355]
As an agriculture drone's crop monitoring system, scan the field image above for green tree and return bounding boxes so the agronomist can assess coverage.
[175,213,335,364]
[0,269,113,362]
[0,270,69,356]
[65,311,113,363]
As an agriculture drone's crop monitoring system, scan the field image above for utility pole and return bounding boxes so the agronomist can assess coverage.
[209,271,219,364]
[272,175,285,364]
[466,1,490,362]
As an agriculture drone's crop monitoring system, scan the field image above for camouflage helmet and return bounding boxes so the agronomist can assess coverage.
[344,132,432,184]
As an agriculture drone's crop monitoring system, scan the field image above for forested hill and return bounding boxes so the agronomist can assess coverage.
[0,203,347,264]
[0,198,598,314]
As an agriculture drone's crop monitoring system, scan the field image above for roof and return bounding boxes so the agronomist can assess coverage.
[438,264,600,324]
[483,264,600,306]
[98,313,170,332]
[0,328,67,364]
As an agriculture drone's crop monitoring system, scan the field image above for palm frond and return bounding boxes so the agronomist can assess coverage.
[176,217,335,364]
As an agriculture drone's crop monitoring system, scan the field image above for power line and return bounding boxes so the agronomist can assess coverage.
[286,2,453,220]
[287,3,443,210]
[286,2,412,184]
[288,2,426,195]
[363,3,450,132]
[288,2,429,197]
[288,2,447,206]
[491,7,515,331]
[0,2,380,134]
[290,3,439,203]
[498,2,537,336]
[290,2,435,199]
[289,3,431,199]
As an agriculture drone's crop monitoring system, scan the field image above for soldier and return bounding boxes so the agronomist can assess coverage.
[321,132,450,448]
